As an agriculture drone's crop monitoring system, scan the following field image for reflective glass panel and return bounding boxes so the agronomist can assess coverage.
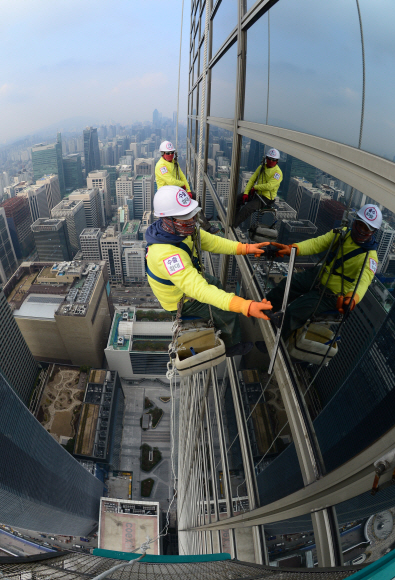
[212,0,238,57]
[199,40,204,77]
[200,5,206,41]
[265,513,315,567]
[244,12,269,124]
[210,43,237,118]
[358,0,395,159]
[248,1,362,146]
[208,126,233,211]
[193,54,198,86]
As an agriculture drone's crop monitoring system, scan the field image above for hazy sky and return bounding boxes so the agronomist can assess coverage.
[0,0,190,142]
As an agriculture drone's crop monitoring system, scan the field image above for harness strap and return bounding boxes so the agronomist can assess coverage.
[145,241,197,287]
[146,264,175,286]
[323,230,369,284]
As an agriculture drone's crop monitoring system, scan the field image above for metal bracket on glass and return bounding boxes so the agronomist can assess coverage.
[267,246,297,375]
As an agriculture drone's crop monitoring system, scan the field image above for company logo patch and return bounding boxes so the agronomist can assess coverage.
[163,254,185,275]
[274,172,281,180]
[160,166,168,175]
[166,142,174,150]
[176,189,191,207]
[364,206,377,221]
[369,258,378,274]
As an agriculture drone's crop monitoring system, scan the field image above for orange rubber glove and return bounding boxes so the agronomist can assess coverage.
[336,292,359,314]
[236,242,270,257]
[268,242,299,257]
[229,297,272,320]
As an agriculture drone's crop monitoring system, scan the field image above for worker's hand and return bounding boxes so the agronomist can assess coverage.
[242,193,249,203]
[336,293,359,314]
[187,191,193,198]
[248,299,273,320]
[250,187,256,194]
[236,242,271,257]
[268,242,299,257]
[181,185,187,191]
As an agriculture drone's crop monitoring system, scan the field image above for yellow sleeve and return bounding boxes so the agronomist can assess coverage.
[200,229,239,254]
[296,230,338,256]
[355,251,377,301]
[155,162,185,189]
[164,252,235,311]
[244,166,261,195]
[176,165,191,192]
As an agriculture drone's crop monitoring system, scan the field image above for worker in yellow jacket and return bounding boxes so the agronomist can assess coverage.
[265,204,381,341]
[146,185,273,357]
[155,140,219,233]
[235,148,283,227]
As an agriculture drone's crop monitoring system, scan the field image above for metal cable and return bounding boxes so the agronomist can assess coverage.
[175,0,185,150]
[266,10,270,125]
[196,0,210,202]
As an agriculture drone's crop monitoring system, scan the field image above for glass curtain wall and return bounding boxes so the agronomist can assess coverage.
[185,0,395,568]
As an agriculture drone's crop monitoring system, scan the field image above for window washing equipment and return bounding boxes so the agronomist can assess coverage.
[248,207,278,243]
[286,312,342,365]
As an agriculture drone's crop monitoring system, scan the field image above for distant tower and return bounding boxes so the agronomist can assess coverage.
[63,154,84,192]
[0,208,18,283]
[31,218,73,262]
[83,127,101,175]
[153,109,160,127]
[31,136,65,195]
[51,199,87,256]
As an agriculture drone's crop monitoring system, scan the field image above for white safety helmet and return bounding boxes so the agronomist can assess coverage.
[266,148,280,160]
[159,140,175,153]
[154,185,201,219]
[356,204,382,230]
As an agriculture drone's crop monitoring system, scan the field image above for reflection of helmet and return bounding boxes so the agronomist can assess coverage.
[159,141,175,153]
[266,148,280,160]
[356,204,382,230]
[154,185,201,218]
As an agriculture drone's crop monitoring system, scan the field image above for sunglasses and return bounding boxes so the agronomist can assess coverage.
[165,151,175,155]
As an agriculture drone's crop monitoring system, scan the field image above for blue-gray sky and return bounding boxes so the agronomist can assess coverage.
[0,0,190,142]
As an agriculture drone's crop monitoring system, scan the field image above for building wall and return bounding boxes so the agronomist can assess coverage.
[15,317,71,364]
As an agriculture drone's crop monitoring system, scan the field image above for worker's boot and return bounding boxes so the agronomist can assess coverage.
[225,341,253,357]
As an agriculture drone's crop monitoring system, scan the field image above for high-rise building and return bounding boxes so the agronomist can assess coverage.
[278,219,317,245]
[134,158,155,176]
[80,228,102,261]
[375,221,395,272]
[17,183,50,222]
[0,208,18,284]
[0,288,38,405]
[289,177,324,224]
[63,154,84,192]
[101,165,117,199]
[6,260,112,368]
[51,199,87,255]
[31,134,65,194]
[132,175,153,220]
[36,174,62,212]
[83,127,101,175]
[87,170,112,220]
[315,198,347,236]
[100,226,123,284]
[69,188,103,228]
[0,197,35,259]
[31,217,73,262]
[116,175,134,207]
[121,241,146,283]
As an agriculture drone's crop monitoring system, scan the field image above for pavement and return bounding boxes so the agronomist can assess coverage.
[119,379,177,516]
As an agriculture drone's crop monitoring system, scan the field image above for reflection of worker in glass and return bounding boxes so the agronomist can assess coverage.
[265,204,381,341]
[155,140,219,234]
[145,186,273,357]
[234,148,283,227]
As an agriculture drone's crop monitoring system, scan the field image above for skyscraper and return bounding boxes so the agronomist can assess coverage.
[0,197,35,259]
[83,127,101,175]
[36,174,62,213]
[100,226,123,283]
[376,221,395,272]
[69,188,103,228]
[51,199,87,255]
[31,217,73,262]
[0,288,38,405]
[116,175,134,207]
[63,153,84,191]
[132,175,153,220]
[17,183,50,222]
[0,208,18,284]
[80,228,102,261]
[87,170,111,220]
[31,134,65,195]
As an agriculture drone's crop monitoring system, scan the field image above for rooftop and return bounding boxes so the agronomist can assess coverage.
[122,220,140,235]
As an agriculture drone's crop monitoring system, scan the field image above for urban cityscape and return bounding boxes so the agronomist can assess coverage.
[0,0,394,579]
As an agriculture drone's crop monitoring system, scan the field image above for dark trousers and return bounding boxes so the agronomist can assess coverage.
[266,268,338,341]
[234,193,275,227]
[171,274,241,347]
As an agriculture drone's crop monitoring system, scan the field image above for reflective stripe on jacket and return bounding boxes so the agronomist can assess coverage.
[295,228,378,299]
[146,229,238,311]
[155,157,190,191]
[244,163,283,200]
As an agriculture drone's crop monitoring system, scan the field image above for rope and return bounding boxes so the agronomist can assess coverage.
[195,0,210,203]
[266,10,270,125]
[175,0,185,150]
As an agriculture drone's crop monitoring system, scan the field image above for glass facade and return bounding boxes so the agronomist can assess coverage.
[0,370,103,535]
[184,0,395,568]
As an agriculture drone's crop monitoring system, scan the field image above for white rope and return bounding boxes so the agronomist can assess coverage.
[175,0,185,150]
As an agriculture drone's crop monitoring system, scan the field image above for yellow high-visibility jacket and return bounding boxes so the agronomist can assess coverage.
[155,157,191,191]
[146,230,238,312]
[244,163,283,200]
[296,228,378,300]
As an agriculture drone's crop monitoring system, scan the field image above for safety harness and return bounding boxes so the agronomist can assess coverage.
[320,229,371,286]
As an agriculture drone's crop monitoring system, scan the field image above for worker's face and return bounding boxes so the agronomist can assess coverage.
[351,219,374,244]
[265,156,277,168]
[173,215,197,235]
[163,152,175,162]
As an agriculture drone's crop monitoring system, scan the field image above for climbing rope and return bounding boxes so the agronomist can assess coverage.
[195,0,210,203]
[175,0,185,151]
